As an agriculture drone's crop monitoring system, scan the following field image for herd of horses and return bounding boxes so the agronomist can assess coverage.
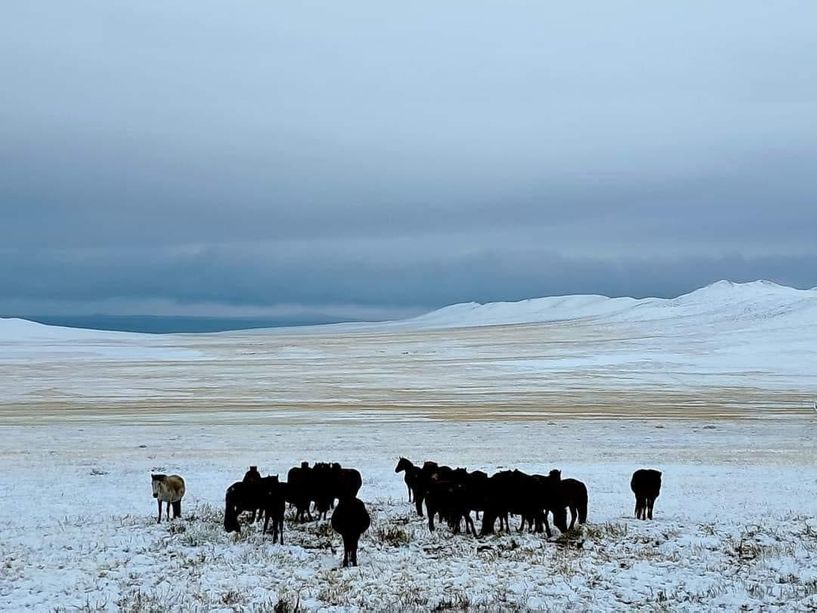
[149,463,663,567]
[222,462,368,565]
[396,458,586,537]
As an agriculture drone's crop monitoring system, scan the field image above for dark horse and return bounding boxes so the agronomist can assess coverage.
[481,469,567,537]
[424,467,487,536]
[242,465,263,520]
[312,463,363,519]
[331,496,371,567]
[551,470,588,530]
[394,457,421,502]
[286,462,315,521]
[630,469,662,520]
[224,476,286,542]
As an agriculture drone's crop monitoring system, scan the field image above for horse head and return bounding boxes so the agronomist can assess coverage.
[150,474,166,498]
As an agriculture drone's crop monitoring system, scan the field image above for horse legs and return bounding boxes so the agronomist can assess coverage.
[157,499,162,523]
[415,493,425,517]
[636,496,647,520]
[569,505,577,530]
[341,535,350,567]
[465,513,476,537]
[543,512,552,538]
[647,497,655,520]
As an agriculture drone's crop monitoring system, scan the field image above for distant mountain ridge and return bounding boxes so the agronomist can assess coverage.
[1,280,816,338]
[403,280,817,330]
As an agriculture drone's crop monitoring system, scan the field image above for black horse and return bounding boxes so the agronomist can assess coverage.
[416,461,457,517]
[424,468,487,536]
[550,470,588,530]
[224,476,286,542]
[631,469,662,520]
[241,465,263,520]
[481,469,567,537]
[312,463,363,519]
[331,496,371,567]
[395,457,422,502]
[286,462,315,521]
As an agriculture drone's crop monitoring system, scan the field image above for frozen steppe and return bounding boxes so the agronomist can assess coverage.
[1,281,816,610]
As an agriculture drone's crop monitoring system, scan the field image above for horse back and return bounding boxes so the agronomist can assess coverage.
[161,474,186,502]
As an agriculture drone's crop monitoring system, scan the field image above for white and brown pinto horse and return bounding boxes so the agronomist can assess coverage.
[151,474,186,523]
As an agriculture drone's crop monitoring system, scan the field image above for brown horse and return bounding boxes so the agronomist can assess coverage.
[151,474,186,523]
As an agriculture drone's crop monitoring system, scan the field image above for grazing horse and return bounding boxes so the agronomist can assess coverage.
[225,481,258,533]
[425,477,479,536]
[550,470,588,529]
[481,469,566,537]
[631,469,662,520]
[423,468,487,536]
[331,496,371,567]
[260,477,287,543]
[395,457,421,502]
[224,476,286,542]
[151,474,186,523]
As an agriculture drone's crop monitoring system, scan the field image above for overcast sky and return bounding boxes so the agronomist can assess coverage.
[1,1,816,322]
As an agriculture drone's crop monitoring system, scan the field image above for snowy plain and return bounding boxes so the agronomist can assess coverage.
[1,281,817,611]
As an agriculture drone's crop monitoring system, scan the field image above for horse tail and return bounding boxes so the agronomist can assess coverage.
[224,489,239,532]
[578,489,588,524]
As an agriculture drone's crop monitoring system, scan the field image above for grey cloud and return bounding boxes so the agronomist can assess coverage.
[1,1,816,320]
[2,244,816,319]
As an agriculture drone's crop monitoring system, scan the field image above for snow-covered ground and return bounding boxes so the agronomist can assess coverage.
[2,421,816,611]
[1,281,817,610]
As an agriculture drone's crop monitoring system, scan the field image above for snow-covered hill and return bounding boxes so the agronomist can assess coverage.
[404,280,817,331]
[0,317,135,340]
[2,280,815,340]
[1,280,815,409]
